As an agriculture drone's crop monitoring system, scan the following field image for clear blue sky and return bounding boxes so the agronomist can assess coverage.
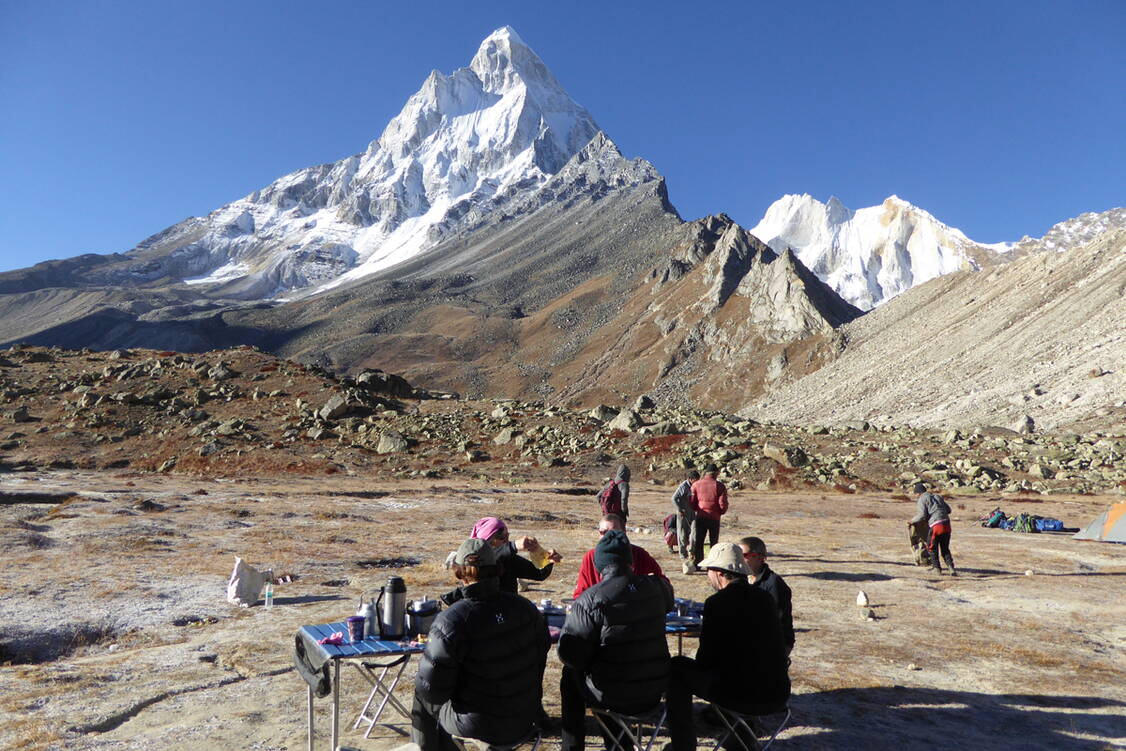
[1,0,1123,272]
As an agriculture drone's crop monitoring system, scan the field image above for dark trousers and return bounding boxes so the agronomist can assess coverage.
[667,657,756,751]
[411,693,459,751]
[692,517,721,565]
[929,529,955,570]
[561,666,634,751]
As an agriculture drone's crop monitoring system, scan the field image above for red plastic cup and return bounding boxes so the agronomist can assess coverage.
[346,616,365,642]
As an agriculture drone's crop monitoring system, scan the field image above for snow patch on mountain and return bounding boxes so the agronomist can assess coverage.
[749,194,991,310]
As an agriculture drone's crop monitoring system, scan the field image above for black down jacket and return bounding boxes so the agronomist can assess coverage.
[558,564,674,712]
[414,578,550,744]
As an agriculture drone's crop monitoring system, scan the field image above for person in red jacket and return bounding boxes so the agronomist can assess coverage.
[572,514,667,598]
[689,464,728,570]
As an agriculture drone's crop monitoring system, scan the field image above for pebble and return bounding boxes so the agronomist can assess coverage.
[1025,570,1034,576]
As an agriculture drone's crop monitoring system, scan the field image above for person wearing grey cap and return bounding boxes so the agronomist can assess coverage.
[558,529,674,751]
[412,538,550,751]
[666,542,790,751]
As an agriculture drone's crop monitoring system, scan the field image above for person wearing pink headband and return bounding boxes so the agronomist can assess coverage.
[442,517,562,606]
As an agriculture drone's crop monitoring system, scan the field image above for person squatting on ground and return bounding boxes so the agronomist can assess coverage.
[667,542,791,751]
[672,469,700,574]
[573,513,666,598]
[558,529,674,751]
[739,536,795,656]
[910,482,956,576]
[412,538,550,751]
[441,517,562,605]
[597,464,631,522]
[690,464,729,569]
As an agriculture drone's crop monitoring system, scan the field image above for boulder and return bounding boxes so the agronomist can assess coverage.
[608,409,642,432]
[633,395,656,411]
[9,407,32,423]
[493,428,520,446]
[377,431,409,454]
[1028,463,1055,480]
[318,395,350,421]
[588,405,619,423]
[1014,415,1036,434]
[763,443,808,468]
[355,369,413,398]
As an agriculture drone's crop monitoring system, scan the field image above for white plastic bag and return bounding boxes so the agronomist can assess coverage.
[227,556,272,606]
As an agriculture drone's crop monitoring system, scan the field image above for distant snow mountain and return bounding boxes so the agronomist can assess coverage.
[749,194,1000,310]
[120,26,603,299]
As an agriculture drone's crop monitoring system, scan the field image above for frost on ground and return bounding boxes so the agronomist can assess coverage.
[1,471,1123,751]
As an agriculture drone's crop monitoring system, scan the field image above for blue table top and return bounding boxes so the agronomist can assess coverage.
[299,621,427,661]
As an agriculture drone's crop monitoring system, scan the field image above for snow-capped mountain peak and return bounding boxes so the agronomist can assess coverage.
[750,194,988,310]
[128,27,603,299]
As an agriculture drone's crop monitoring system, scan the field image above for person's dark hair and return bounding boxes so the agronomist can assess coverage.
[739,536,766,555]
[453,560,501,583]
[703,463,718,475]
[713,569,745,582]
[687,469,700,481]
[601,513,624,527]
[912,482,927,494]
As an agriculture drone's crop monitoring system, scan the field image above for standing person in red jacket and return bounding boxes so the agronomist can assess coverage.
[573,513,667,598]
[690,464,728,571]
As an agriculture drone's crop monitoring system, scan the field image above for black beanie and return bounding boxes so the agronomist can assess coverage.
[594,529,632,573]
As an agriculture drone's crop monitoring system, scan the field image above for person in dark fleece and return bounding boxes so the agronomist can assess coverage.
[412,538,550,751]
[739,536,795,656]
[558,529,673,751]
[667,542,790,751]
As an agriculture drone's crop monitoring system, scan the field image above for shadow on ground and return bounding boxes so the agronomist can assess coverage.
[790,686,1126,750]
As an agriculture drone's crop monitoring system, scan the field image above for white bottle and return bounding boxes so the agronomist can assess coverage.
[264,583,274,610]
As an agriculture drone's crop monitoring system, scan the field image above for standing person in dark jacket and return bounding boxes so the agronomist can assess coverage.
[667,543,790,751]
[440,517,562,605]
[739,536,795,656]
[558,530,674,751]
[413,538,550,751]
[672,469,700,574]
[909,482,956,576]
[690,464,729,569]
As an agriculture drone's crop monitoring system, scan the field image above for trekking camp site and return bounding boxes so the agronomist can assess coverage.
[0,347,1123,751]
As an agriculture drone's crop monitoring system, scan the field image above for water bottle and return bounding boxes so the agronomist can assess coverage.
[359,596,378,639]
[264,582,274,610]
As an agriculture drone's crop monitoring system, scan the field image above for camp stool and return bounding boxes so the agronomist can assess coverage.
[351,654,413,738]
[708,702,791,751]
[451,725,542,751]
[590,701,668,751]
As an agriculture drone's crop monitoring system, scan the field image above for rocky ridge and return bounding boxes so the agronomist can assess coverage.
[1,346,1122,497]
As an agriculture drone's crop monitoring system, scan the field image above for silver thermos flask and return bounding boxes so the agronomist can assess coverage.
[378,576,407,640]
[358,596,378,639]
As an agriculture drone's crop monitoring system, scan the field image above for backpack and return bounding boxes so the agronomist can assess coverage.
[1011,513,1040,534]
[598,480,623,517]
[981,508,1007,528]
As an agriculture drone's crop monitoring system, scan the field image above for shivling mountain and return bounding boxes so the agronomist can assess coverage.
[0,26,1123,430]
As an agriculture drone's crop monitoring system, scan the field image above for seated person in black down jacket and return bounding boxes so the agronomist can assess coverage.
[667,542,790,751]
[412,538,550,751]
[558,529,674,751]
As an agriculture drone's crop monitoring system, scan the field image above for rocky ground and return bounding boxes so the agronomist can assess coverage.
[1,346,1124,750]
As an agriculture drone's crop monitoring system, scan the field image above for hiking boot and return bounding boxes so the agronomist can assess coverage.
[949,568,958,577]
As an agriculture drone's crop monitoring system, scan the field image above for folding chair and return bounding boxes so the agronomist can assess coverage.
[590,702,668,751]
[709,702,791,751]
[451,725,542,751]
[351,654,413,738]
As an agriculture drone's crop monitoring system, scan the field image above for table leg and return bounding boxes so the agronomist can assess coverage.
[677,634,683,656]
[332,660,340,751]
[307,685,314,751]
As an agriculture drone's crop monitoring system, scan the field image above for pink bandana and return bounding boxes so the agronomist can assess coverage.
[471,517,507,541]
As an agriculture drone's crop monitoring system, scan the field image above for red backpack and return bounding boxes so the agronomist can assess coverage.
[598,480,623,517]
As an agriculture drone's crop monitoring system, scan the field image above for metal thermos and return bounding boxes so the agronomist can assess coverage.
[376,576,407,640]
[357,596,378,639]
[406,598,439,637]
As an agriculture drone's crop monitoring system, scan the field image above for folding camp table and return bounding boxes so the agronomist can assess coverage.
[297,621,425,751]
